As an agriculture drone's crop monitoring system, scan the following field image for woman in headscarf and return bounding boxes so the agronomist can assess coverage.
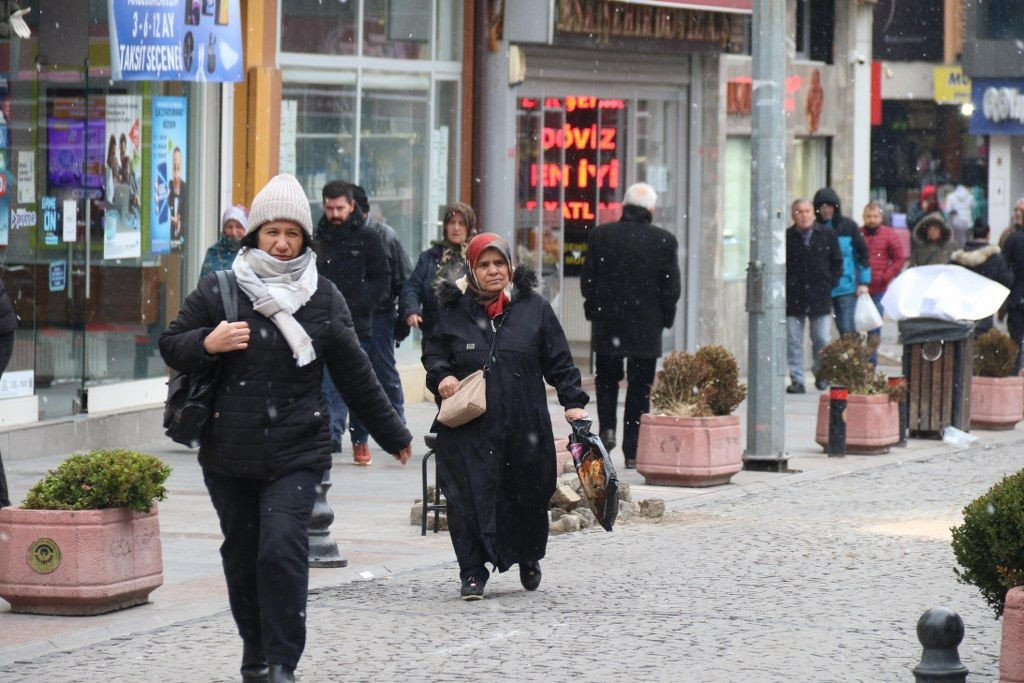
[199,205,248,279]
[422,233,589,600]
[160,174,412,682]
[401,201,477,339]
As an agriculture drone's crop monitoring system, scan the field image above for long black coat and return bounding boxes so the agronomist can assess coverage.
[1002,230,1024,311]
[0,276,15,337]
[314,213,390,340]
[159,272,411,480]
[422,266,588,574]
[580,205,681,358]
[786,225,843,317]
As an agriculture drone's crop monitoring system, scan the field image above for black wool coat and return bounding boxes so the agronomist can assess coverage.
[785,225,843,317]
[1002,230,1024,311]
[422,266,589,573]
[159,272,411,480]
[0,276,15,337]
[314,213,390,340]
[580,205,681,358]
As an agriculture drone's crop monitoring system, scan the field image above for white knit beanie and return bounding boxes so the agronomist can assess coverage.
[246,174,313,237]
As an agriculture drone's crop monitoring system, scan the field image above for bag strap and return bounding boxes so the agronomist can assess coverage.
[482,311,508,375]
[215,270,238,323]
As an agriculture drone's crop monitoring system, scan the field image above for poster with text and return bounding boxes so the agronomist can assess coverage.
[150,96,187,255]
[104,95,142,259]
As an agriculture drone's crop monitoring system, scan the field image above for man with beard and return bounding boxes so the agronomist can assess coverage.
[314,180,390,465]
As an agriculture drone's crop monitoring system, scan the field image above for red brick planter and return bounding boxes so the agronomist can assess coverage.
[0,506,163,615]
[970,375,1024,430]
[554,438,571,475]
[814,393,899,455]
[636,414,742,487]
[1002,586,1024,682]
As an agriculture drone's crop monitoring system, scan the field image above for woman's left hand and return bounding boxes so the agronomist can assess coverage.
[392,444,412,465]
[564,408,589,423]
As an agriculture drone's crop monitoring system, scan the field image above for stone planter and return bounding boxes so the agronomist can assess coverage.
[970,375,1024,430]
[814,393,899,455]
[554,438,571,475]
[636,414,742,487]
[1002,587,1024,682]
[0,506,163,615]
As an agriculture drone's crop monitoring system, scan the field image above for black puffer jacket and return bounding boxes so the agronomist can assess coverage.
[367,217,413,316]
[951,241,1013,333]
[159,272,411,480]
[314,211,390,340]
[0,276,15,336]
[422,265,588,573]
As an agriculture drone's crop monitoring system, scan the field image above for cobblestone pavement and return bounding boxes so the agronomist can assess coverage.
[7,443,1022,682]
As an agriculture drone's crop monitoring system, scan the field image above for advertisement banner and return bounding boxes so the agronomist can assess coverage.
[934,66,971,105]
[150,96,188,254]
[107,0,243,82]
[104,95,142,259]
[969,79,1024,136]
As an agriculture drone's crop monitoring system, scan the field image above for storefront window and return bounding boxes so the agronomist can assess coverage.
[362,0,431,60]
[723,137,751,280]
[436,0,463,62]
[791,137,829,205]
[280,0,358,56]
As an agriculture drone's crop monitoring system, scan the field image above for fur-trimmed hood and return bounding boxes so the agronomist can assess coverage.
[436,264,539,309]
[951,243,1000,268]
[913,212,953,245]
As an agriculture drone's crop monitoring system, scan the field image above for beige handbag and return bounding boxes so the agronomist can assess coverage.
[437,315,506,428]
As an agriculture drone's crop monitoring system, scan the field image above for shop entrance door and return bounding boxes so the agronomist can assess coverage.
[513,86,687,352]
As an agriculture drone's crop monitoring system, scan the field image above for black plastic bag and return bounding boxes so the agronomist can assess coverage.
[567,419,619,531]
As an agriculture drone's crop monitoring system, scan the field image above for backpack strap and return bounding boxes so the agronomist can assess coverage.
[215,270,238,322]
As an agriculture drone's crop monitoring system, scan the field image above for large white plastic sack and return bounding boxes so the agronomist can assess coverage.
[854,292,883,332]
[879,264,1009,323]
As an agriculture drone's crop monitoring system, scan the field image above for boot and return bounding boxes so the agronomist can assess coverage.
[240,641,268,681]
[268,663,295,683]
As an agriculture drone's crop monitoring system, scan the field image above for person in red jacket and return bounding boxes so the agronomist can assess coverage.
[861,203,907,365]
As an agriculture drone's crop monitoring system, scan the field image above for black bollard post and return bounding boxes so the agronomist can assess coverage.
[890,375,908,447]
[827,386,847,457]
[913,607,968,682]
[308,468,347,568]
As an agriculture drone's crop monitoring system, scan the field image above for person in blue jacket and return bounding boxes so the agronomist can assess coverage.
[199,205,248,280]
[813,187,870,341]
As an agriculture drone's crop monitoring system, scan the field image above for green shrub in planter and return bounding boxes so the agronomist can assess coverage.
[23,450,172,514]
[974,328,1019,378]
[951,469,1024,617]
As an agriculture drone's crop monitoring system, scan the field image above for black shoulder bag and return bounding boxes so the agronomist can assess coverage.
[164,270,238,447]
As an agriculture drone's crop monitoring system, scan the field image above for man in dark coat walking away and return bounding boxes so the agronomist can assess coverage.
[581,182,681,468]
[0,275,15,507]
[352,185,412,429]
[786,199,843,394]
[813,187,870,336]
[999,222,1024,371]
[951,221,1013,335]
[314,180,391,465]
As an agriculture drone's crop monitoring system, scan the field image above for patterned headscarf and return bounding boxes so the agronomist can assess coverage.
[464,233,514,319]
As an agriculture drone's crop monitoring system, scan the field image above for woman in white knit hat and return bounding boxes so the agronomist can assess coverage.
[160,174,412,682]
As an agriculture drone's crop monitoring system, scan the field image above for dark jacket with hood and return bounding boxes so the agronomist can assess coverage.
[785,224,843,317]
[367,217,413,317]
[314,209,390,340]
[909,212,956,267]
[401,244,453,339]
[0,276,15,338]
[951,240,1013,333]
[580,204,681,358]
[812,187,870,298]
[159,272,411,480]
[422,265,588,574]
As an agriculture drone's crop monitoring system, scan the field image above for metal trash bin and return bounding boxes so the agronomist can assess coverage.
[899,318,975,438]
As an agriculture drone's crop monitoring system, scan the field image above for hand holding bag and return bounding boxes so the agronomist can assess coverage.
[437,315,506,428]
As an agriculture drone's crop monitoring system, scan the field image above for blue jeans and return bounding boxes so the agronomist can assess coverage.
[832,294,857,337]
[322,337,373,445]
[867,293,884,366]
[367,311,406,427]
[786,314,831,386]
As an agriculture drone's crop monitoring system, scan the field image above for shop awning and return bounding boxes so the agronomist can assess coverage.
[612,0,752,13]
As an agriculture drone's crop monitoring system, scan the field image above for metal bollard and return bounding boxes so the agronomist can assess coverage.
[827,385,847,457]
[889,375,908,447]
[308,468,347,568]
[913,607,968,682]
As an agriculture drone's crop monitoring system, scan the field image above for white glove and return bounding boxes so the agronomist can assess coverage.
[10,8,30,40]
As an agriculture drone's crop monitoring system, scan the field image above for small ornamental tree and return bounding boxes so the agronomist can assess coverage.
[23,450,171,513]
[649,346,747,418]
[816,334,905,401]
[974,329,1019,378]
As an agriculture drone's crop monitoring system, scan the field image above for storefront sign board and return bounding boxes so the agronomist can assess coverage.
[41,196,58,245]
[16,150,33,204]
[724,57,837,137]
[969,79,1024,136]
[150,97,188,255]
[0,369,33,399]
[48,260,66,293]
[934,66,971,105]
[104,96,142,260]
[108,0,243,82]
[62,199,77,242]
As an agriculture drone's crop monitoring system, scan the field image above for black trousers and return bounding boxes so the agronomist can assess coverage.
[0,333,12,507]
[594,354,657,460]
[203,467,321,670]
[1009,307,1024,373]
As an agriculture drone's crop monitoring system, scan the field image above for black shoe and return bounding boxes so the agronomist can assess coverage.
[460,576,485,601]
[267,663,295,683]
[600,429,616,452]
[624,458,636,469]
[519,561,542,591]
[241,641,268,681]
[786,382,806,394]
[330,438,341,454]
[815,379,829,391]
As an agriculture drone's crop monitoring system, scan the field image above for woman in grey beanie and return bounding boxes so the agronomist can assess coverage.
[160,174,412,682]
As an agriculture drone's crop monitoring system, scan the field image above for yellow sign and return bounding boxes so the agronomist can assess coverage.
[934,66,971,105]
[27,537,61,574]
